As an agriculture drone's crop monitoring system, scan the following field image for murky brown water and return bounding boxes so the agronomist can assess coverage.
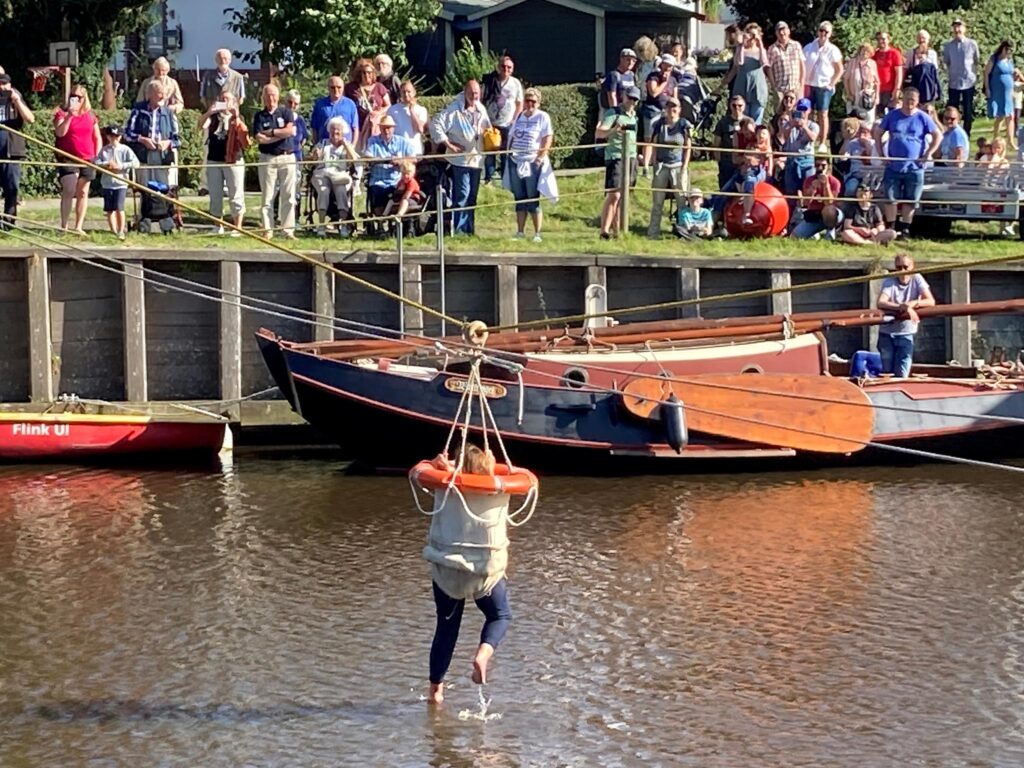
[1,458,1023,766]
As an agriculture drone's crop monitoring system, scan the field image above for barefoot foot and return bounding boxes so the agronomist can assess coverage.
[472,643,495,685]
[428,682,444,704]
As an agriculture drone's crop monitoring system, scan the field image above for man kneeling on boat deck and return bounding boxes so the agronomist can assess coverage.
[876,253,936,377]
[425,444,512,704]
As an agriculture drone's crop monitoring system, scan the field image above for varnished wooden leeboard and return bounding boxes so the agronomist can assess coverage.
[622,373,875,454]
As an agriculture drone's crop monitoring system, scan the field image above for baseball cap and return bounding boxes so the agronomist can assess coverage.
[624,86,641,101]
[659,53,677,67]
[102,124,122,137]
[687,188,703,198]
[378,114,396,127]
[796,97,812,111]
[952,18,965,26]
[775,21,789,30]
[620,48,637,59]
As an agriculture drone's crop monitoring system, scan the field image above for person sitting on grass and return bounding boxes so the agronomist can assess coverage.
[94,124,139,240]
[840,184,896,246]
[674,188,714,239]
[425,443,511,705]
[382,160,424,223]
[791,156,843,239]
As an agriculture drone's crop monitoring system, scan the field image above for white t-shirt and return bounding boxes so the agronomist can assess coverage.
[386,102,429,155]
[509,110,553,163]
[803,40,842,88]
[487,75,524,127]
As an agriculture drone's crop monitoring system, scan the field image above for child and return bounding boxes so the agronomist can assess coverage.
[94,125,139,240]
[382,160,423,222]
[425,443,509,705]
[674,188,713,239]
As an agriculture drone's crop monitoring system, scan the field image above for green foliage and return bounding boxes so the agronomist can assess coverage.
[440,40,499,96]
[0,1,153,98]
[833,0,1024,63]
[18,109,205,198]
[725,0,846,41]
[226,0,441,74]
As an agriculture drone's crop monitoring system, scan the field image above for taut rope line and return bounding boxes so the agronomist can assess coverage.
[0,123,464,330]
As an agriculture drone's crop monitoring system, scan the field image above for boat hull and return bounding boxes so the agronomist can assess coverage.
[0,413,227,462]
[259,331,1024,471]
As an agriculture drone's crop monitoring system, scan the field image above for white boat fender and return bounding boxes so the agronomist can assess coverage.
[661,394,688,454]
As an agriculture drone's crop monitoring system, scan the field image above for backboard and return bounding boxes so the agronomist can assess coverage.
[49,41,79,68]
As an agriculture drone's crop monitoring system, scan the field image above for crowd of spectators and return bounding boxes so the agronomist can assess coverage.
[0,25,1022,243]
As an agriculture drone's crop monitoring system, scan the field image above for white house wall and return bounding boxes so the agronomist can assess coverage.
[164,0,262,71]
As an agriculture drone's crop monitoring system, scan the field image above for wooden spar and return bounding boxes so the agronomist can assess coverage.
[621,373,875,454]
[295,297,1024,360]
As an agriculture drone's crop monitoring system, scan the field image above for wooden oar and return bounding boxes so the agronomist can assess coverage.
[621,373,875,454]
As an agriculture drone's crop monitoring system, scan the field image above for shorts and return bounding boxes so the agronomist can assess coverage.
[604,158,638,193]
[57,164,97,182]
[807,86,834,112]
[883,167,925,208]
[102,188,127,213]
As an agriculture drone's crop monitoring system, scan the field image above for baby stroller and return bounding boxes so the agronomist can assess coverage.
[135,179,178,234]
[407,155,452,238]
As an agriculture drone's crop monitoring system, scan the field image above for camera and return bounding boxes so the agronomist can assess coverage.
[622,122,636,132]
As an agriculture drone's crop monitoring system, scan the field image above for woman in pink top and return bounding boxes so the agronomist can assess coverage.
[53,84,101,234]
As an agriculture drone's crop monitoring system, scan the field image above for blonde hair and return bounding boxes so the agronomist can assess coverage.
[634,36,659,62]
[399,160,416,175]
[917,29,931,43]
[858,42,875,58]
[463,444,495,475]
[70,84,92,112]
[523,87,541,104]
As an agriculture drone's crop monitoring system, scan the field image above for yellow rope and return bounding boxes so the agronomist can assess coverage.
[0,123,465,329]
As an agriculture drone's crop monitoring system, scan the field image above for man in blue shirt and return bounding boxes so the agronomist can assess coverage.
[872,87,942,239]
[600,48,638,111]
[364,114,412,228]
[311,75,359,143]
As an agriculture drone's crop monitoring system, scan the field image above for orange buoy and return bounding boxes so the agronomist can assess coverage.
[724,182,791,238]
[409,461,538,496]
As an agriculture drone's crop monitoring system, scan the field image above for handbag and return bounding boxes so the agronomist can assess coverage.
[482,126,502,152]
[856,61,875,110]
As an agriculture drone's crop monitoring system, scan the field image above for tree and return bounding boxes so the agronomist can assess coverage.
[225,0,442,75]
[725,0,847,42]
[0,0,153,98]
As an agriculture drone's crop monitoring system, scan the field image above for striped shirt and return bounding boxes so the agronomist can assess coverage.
[768,40,804,93]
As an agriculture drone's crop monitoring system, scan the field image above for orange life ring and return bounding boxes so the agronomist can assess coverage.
[410,460,538,496]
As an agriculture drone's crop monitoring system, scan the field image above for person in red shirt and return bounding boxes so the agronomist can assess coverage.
[382,160,423,221]
[874,31,904,115]
[791,156,843,238]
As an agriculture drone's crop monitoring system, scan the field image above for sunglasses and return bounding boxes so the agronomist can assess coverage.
[730,101,744,106]
[815,164,828,169]
[524,98,537,103]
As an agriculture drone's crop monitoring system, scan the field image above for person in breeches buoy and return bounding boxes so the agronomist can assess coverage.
[423,444,513,705]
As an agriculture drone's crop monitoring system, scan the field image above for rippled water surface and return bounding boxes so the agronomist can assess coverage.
[2,458,1024,767]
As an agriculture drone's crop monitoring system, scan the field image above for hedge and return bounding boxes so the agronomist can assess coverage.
[833,0,1024,113]
[19,109,206,199]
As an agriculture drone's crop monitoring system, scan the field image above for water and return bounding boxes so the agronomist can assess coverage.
[2,459,1024,766]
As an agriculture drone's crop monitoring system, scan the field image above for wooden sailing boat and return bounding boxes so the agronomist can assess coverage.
[256,298,1024,470]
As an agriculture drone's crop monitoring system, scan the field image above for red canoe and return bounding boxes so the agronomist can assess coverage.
[0,412,229,461]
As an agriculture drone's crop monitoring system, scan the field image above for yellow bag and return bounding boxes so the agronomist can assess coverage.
[482,127,502,152]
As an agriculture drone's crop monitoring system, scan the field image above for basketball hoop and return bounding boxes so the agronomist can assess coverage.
[28,66,61,93]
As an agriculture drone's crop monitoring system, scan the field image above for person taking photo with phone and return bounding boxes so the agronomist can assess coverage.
[0,73,35,230]
[54,85,101,235]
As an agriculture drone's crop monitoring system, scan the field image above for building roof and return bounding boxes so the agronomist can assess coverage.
[440,0,501,20]
[467,0,698,20]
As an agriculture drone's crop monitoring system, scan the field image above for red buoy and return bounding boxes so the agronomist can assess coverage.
[724,182,791,239]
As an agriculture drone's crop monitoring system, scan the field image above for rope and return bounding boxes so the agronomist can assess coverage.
[0,123,464,329]
[473,348,1024,476]
[488,252,1024,333]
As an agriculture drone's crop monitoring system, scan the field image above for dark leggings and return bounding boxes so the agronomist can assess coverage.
[429,577,512,684]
